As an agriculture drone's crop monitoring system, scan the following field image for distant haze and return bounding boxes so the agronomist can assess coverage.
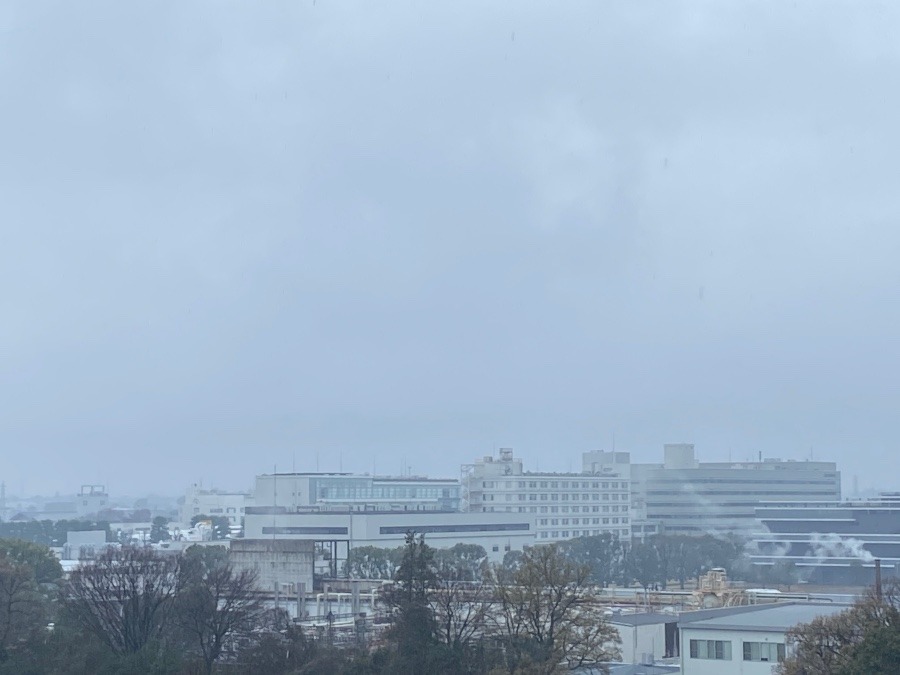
[1,2,898,495]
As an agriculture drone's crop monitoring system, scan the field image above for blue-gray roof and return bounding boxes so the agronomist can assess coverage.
[679,602,847,633]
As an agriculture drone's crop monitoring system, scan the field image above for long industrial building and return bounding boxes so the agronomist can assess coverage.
[584,444,841,537]
[750,494,900,584]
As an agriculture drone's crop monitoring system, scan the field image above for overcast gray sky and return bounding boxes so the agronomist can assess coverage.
[2,1,899,497]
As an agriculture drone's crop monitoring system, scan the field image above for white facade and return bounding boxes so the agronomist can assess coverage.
[243,509,535,561]
[678,603,847,675]
[180,484,250,527]
[463,449,631,543]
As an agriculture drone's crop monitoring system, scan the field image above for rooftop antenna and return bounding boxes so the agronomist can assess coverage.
[316,452,320,472]
[612,432,616,451]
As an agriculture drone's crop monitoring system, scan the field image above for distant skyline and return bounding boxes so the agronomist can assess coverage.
[3,2,900,495]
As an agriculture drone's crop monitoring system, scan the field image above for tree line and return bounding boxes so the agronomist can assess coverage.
[347,532,788,591]
[0,528,804,674]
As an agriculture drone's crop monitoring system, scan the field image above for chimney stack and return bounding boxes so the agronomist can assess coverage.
[875,559,883,600]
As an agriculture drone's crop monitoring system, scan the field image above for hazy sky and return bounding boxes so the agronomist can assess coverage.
[2,2,899,497]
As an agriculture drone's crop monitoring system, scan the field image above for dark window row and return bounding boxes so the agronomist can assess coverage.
[380,523,530,534]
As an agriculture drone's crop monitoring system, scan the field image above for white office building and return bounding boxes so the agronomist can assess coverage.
[462,449,631,543]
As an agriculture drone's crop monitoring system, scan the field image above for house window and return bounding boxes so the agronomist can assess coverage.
[690,640,732,660]
[743,642,785,662]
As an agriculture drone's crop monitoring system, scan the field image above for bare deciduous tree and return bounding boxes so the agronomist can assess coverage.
[66,546,180,655]
[430,578,492,654]
[175,546,266,675]
[492,545,620,674]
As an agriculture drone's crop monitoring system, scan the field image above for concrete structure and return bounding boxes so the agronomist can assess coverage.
[585,445,840,537]
[752,494,900,584]
[230,538,315,597]
[253,472,460,513]
[462,449,631,543]
[243,508,535,564]
[180,484,251,528]
[608,612,679,664]
[678,603,846,674]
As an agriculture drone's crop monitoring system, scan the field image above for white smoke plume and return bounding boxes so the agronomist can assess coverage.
[808,532,875,563]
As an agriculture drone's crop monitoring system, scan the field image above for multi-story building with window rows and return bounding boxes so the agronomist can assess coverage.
[462,448,631,543]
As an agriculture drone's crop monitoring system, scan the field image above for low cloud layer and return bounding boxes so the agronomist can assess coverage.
[2,2,899,495]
